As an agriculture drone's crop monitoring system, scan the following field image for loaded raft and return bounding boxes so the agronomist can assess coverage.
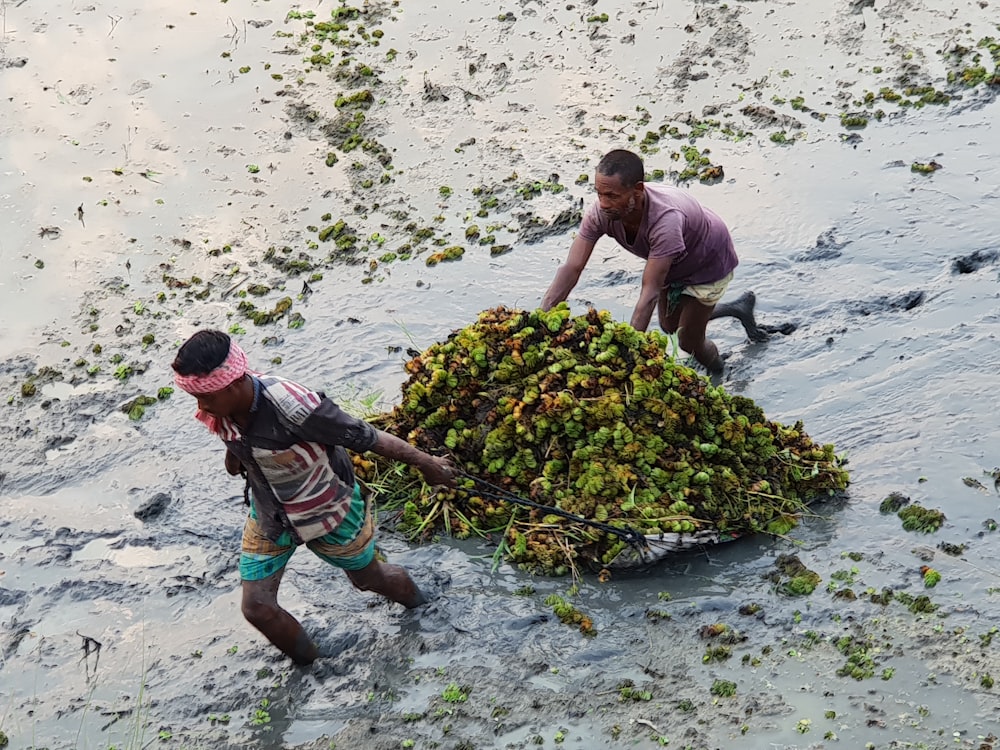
[354,305,849,576]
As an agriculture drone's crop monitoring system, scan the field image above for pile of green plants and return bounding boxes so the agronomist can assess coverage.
[356,305,849,575]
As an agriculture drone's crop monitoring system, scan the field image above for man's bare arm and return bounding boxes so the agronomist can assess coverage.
[540,235,597,311]
[371,431,457,488]
[225,447,244,476]
[630,255,673,332]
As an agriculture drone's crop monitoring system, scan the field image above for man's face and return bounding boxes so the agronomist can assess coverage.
[595,172,642,221]
[195,381,241,419]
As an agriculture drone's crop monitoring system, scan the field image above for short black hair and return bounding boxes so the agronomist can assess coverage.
[172,330,232,376]
[596,149,645,188]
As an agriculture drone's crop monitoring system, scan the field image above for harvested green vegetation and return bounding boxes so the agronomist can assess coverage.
[356,306,849,575]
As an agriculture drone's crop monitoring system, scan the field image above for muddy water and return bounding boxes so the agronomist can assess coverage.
[2,0,1000,748]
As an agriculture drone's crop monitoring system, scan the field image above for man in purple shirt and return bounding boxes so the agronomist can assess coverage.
[541,149,762,373]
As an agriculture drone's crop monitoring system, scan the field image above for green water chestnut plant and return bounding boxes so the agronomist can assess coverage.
[898,504,946,533]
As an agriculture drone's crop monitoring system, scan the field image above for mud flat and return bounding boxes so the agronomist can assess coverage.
[1,1,999,748]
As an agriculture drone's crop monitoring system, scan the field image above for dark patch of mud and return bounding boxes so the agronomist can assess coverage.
[850,290,926,316]
[659,5,752,98]
[952,249,999,274]
[740,104,803,131]
[794,229,850,262]
[0,388,160,494]
[515,204,584,245]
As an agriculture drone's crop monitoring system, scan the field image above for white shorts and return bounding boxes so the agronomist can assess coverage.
[682,270,733,306]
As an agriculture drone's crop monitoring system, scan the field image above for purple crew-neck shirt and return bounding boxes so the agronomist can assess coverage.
[577,183,738,286]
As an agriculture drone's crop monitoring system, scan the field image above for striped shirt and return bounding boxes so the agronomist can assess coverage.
[200,374,378,543]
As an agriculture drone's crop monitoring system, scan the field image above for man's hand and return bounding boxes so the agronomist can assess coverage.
[540,235,596,311]
[372,431,458,488]
[225,448,244,476]
[420,455,458,488]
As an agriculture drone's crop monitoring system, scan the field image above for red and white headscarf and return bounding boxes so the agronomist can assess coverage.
[175,340,249,395]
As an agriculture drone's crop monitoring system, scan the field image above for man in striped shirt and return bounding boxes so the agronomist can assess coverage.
[172,330,457,665]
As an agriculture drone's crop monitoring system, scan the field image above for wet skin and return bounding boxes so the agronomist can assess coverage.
[594,172,644,226]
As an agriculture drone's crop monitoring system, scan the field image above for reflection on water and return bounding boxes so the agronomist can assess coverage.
[75,538,209,569]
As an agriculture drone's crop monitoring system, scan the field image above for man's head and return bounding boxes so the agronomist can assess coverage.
[172,330,251,419]
[595,149,645,221]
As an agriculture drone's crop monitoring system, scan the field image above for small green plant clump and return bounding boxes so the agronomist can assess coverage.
[703,645,732,663]
[545,594,596,635]
[879,491,909,513]
[938,541,966,556]
[123,395,158,421]
[945,34,1000,85]
[515,178,565,199]
[238,297,294,326]
[263,246,317,276]
[335,89,374,109]
[673,145,724,182]
[921,566,941,587]
[425,245,464,266]
[894,591,938,614]
[441,682,469,703]
[617,680,652,701]
[710,679,737,697]
[835,634,877,680]
[250,698,271,726]
[768,554,822,596]
[898,504,946,533]
[840,113,869,128]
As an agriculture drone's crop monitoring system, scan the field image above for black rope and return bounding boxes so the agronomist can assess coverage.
[455,469,647,547]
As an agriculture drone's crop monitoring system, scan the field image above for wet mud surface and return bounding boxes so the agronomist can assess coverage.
[2,0,1000,748]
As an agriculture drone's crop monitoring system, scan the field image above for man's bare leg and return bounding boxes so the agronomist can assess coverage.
[679,299,724,373]
[346,558,426,608]
[658,294,724,373]
[242,570,319,666]
[710,290,767,342]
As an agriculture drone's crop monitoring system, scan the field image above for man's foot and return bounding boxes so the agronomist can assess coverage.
[711,290,768,343]
[701,351,730,382]
[704,355,725,375]
[410,569,452,607]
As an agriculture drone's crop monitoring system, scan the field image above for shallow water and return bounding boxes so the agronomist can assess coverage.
[2,0,1000,748]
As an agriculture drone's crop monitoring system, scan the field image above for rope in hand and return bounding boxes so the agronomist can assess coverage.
[454,469,648,548]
